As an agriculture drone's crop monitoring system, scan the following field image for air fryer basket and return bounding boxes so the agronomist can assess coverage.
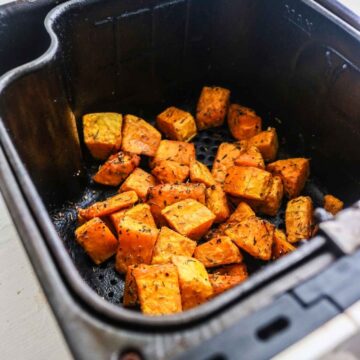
[1,0,360,358]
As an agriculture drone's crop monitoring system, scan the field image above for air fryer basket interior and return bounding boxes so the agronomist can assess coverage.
[0,0,360,325]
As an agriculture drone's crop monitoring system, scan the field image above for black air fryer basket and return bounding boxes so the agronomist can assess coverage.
[1,0,360,359]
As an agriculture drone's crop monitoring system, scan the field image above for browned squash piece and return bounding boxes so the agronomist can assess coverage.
[196,86,230,130]
[162,199,216,240]
[324,194,344,215]
[171,255,213,310]
[121,114,161,156]
[151,160,189,184]
[225,216,274,260]
[234,144,265,169]
[285,196,313,243]
[227,104,262,140]
[133,264,182,315]
[223,166,272,201]
[78,191,138,220]
[115,216,159,273]
[190,161,216,187]
[228,202,256,223]
[267,158,310,199]
[75,217,118,265]
[152,227,197,265]
[272,229,296,259]
[152,140,196,167]
[83,112,123,160]
[248,127,278,161]
[209,274,247,297]
[156,106,197,142]
[119,168,156,201]
[213,263,248,277]
[123,264,147,307]
[206,184,230,223]
[110,203,156,233]
[93,151,140,186]
[147,183,206,225]
[211,142,244,184]
[194,236,243,268]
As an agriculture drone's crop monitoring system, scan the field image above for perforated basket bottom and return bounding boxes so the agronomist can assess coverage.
[51,98,325,308]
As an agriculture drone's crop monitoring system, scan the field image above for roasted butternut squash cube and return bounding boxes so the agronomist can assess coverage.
[234,144,265,169]
[79,191,138,220]
[225,216,274,260]
[152,140,196,166]
[211,142,243,184]
[213,263,248,277]
[324,194,344,215]
[248,127,278,161]
[227,104,262,140]
[206,184,230,223]
[75,217,118,265]
[147,183,206,225]
[223,166,272,201]
[196,86,230,130]
[156,106,197,142]
[228,202,256,223]
[110,203,156,233]
[123,264,147,307]
[267,158,310,198]
[83,112,122,160]
[133,264,182,315]
[209,274,246,297]
[190,161,216,187]
[152,227,197,265]
[194,236,242,268]
[285,196,313,243]
[272,229,296,259]
[119,168,156,201]
[115,216,159,273]
[162,199,216,240]
[121,114,161,156]
[151,160,189,184]
[93,151,140,186]
[171,255,213,310]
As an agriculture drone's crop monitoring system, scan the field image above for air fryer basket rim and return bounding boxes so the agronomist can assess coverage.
[0,0,358,328]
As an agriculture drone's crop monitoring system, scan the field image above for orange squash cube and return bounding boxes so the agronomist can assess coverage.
[213,263,248,277]
[119,168,156,201]
[196,86,230,130]
[123,264,147,307]
[93,151,140,186]
[234,144,265,169]
[194,236,242,268]
[151,160,189,184]
[248,127,278,161]
[151,227,197,265]
[83,112,122,160]
[110,203,156,233]
[147,183,206,225]
[190,161,216,187]
[272,229,296,259]
[156,106,197,142]
[227,104,262,140]
[211,142,243,184]
[115,216,159,273]
[324,194,344,215]
[206,184,230,223]
[78,191,138,220]
[223,166,272,201]
[162,199,216,240]
[152,140,196,166]
[267,158,310,198]
[285,196,313,243]
[75,217,118,265]
[171,255,213,310]
[225,216,274,260]
[133,264,182,315]
[229,202,256,223]
[209,274,247,297]
[121,114,161,156]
